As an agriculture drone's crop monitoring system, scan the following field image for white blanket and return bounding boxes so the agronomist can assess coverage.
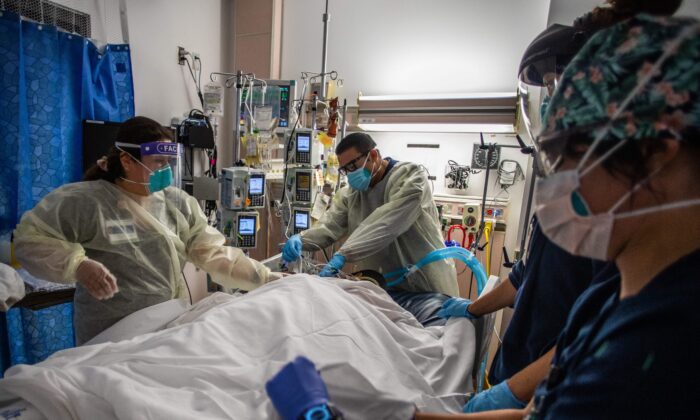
[0,275,474,419]
[0,263,25,311]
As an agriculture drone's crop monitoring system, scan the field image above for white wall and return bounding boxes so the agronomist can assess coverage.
[546,0,599,26]
[282,0,551,104]
[125,0,224,126]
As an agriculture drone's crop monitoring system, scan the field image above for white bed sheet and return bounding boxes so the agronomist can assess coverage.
[85,298,191,346]
[0,275,474,419]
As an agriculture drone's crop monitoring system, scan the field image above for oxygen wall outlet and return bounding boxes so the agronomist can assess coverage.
[178,46,187,65]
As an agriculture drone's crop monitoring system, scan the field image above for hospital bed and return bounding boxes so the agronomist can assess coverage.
[0,272,499,419]
[263,251,501,386]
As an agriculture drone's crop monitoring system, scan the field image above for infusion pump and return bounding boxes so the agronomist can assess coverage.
[221,210,259,249]
[284,167,319,206]
[220,167,266,210]
[292,207,311,235]
[247,169,265,208]
[285,128,321,166]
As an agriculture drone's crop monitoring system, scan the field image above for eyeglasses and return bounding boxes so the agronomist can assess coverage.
[338,151,370,175]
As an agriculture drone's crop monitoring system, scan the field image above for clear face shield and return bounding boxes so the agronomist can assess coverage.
[518,23,589,177]
[518,56,560,176]
[115,141,184,194]
[519,57,559,140]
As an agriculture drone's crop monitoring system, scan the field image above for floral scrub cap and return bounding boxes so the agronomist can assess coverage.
[540,14,700,146]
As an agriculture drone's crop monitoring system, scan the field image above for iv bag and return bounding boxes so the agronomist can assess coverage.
[203,83,224,115]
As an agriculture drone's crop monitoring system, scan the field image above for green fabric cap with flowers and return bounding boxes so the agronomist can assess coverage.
[540,14,700,144]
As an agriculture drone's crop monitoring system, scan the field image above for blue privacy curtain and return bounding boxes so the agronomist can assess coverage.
[0,10,135,375]
[0,10,135,238]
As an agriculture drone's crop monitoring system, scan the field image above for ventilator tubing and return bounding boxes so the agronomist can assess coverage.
[385,247,488,296]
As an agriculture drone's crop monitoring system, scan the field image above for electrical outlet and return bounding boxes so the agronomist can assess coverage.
[178,46,187,65]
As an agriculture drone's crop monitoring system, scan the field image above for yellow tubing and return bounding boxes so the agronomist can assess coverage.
[483,222,492,277]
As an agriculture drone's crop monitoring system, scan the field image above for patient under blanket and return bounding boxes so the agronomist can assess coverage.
[389,290,450,327]
[350,269,450,327]
[0,275,475,419]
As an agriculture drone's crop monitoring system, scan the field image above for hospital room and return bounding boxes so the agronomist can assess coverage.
[1,0,699,418]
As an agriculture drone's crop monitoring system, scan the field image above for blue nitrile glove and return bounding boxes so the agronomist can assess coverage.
[463,380,526,413]
[266,356,330,420]
[437,297,476,319]
[282,234,303,263]
[319,253,346,277]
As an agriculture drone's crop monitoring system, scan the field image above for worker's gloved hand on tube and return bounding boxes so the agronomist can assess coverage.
[282,234,303,263]
[75,259,119,300]
[266,356,330,420]
[437,297,476,319]
[319,253,346,277]
[463,380,526,413]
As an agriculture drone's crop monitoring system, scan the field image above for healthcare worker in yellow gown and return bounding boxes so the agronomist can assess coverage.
[14,116,281,344]
[282,132,458,296]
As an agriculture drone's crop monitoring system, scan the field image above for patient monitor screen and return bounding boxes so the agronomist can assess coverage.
[238,217,256,235]
[296,133,310,152]
[295,212,309,229]
[249,176,264,195]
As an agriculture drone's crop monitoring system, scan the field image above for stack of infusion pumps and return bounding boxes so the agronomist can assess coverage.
[220,167,266,248]
[284,128,321,235]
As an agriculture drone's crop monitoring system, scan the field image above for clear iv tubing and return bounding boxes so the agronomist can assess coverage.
[384,247,488,296]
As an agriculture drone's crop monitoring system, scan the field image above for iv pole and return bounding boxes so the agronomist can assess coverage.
[320,0,330,101]
[233,71,243,162]
[210,71,267,163]
[470,134,527,262]
[514,135,537,261]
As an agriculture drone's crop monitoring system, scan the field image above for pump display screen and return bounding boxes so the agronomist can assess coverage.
[249,176,264,195]
[295,212,309,229]
[238,217,256,235]
[297,134,311,152]
[296,173,310,191]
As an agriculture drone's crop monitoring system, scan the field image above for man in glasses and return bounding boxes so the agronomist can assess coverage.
[282,132,459,304]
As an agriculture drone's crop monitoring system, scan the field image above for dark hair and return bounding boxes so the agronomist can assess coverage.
[83,116,174,182]
[560,128,700,187]
[335,132,377,155]
[519,1,682,87]
[574,0,682,32]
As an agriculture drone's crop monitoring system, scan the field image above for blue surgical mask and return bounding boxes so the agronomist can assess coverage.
[119,164,172,194]
[347,154,374,191]
[148,165,173,193]
[117,146,173,194]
